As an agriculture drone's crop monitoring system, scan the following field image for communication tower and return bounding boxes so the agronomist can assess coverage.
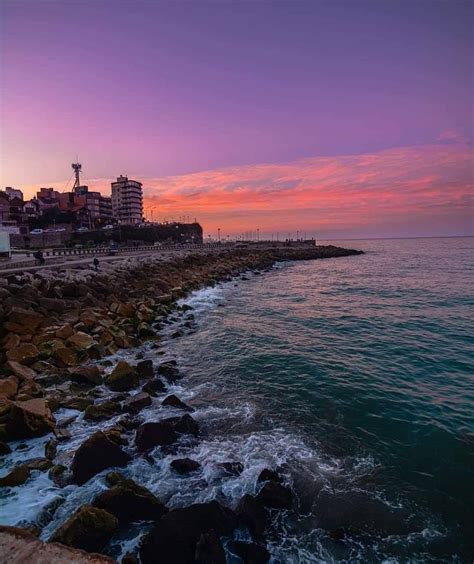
[72,161,82,189]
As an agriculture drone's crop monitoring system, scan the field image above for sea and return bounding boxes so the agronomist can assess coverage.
[1,236,473,562]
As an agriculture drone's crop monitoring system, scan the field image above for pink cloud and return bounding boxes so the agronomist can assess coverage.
[21,143,473,238]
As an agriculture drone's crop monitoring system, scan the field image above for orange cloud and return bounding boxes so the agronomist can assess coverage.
[21,143,473,238]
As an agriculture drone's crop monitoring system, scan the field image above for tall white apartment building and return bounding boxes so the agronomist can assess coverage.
[111,175,143,224]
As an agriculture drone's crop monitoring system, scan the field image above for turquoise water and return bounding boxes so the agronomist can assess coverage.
[167,237,473,561]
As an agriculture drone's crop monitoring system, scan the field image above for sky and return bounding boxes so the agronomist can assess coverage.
[1,0,472,238]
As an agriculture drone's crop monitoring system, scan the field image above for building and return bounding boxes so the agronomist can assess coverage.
[111,175,143,225]
[4,187,23,201]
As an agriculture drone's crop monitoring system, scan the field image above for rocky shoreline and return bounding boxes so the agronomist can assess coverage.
[0,245,363,563]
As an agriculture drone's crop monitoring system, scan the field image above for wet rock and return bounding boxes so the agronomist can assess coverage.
[92,476,167,524]
[45,438,58,460]
[48,464,70,487]
[72,430,131,485]
[6,361,37,382]
[50,504,119,553]
[6,399,56,439]
[195,530,226,564]
[137,322,156,338]
[0,376,18,399]
[329,528,346,541]
[230,540,270,564]
[0,441,12,456]
[24,457,53,472]
[69,367,103,386]
[256,481,293,509]
[105,361,139,392]
[170,457,201,474]
[142,378,166,396]
[140,501,237,564]
[123,392,152,413]
[162,394,194,412]
[136,359,154,379]
[135,414,199,451]
[0,525,114,563]
[61,397,94,411]
[121,552,138,564]
[84,400,121,422]
[237,494,268,537]
[52,346,79,368]
[257,468,283,484]
[157,362,181,382]
[218,461,244,476]
[54,428,72,441]
[0,465,30,487]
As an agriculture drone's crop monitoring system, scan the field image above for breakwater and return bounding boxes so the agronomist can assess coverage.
[0,245,362,562]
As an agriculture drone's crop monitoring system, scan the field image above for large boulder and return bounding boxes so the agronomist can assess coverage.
[6,361,37,381]
[69,367,103,386]
[7,307,44,331]
[50,505,118,553]
[140,501,237,564]
[195,530,226,564]
[84,401,121,422]
[136,360,154,379]
[162,395,194,412]
[6,399,55,439]
[170,458,201,474]
[122,392,152,413]
[157,362,181,382]
[0,376,18,399]
[72,431,131,485]
[92,475,167,523]
[237,494,268,537]
[255,481,293,509]
[67,332,96,350]
[142,378,166,396]
[6,344,39,366]
[135,415,199,451]
[0,525,114,563]
[105,361,139,392]
[0,465,30,487]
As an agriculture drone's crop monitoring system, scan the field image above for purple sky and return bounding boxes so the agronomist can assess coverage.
[1,0,472,236]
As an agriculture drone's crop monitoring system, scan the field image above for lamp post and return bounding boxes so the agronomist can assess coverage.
[218,228,221,242]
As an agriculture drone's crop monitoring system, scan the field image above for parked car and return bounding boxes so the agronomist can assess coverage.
[55,228,66,232]
[29,229,43,235]
[102,224,114,230]
[76,227,89,232]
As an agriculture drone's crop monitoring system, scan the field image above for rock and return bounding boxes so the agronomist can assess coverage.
[230,540,270,564]
[67,332,95,350]
[72,431,131,485]
[39,297,67,313]
[0,376,18,399]
[52,347,78,368]
[7,307,44,330]
[142,378,166,396]
[92,477,167,524]
[162,394,194,412]
[218,461,244,476]
[123,392,152,413]
[6,399,56,439]
[170,458,201,474]
[137,323,156,338]
[195,530,226,564]
[135,415,199,451]
[140,501,237,564]
[6,361,37,381]
[84,400,121,422]
[55,323,74,339]
[257,468,282,484]
[61,397,94,411]
[256,481,293,509]
[24,457,53,472]
[0,465,30,487]
[45,438,58,460]
[121,552,138,564]
[157,362,181,382]
[48,464,70,487]
[6,344,39,365]
[0,441,12,455]
[69,367,103,386]
[136,360,154,379]
[54,428,72,441]
[0,525,114,563]
[50,505,119,553]
[105,361,139,392]
[237,494,268,537]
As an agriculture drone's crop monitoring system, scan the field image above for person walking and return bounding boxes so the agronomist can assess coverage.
[93,257,100,271]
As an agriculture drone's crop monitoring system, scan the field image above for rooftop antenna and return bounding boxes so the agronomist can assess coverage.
[72,158,82,189]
